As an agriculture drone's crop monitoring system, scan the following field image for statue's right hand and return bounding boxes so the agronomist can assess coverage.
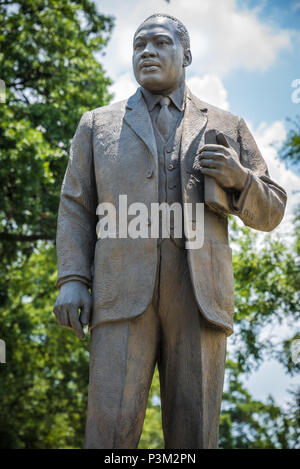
[53,281,92,340]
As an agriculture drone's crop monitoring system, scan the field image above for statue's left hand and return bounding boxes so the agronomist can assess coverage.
[197,132,248,192]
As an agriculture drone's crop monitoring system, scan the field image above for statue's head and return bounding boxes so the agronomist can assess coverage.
[132,13,192,94]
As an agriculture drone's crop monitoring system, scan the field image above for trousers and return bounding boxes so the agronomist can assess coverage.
[84,238,227,449]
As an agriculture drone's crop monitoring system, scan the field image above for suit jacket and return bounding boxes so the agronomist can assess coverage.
[56,87,287,336]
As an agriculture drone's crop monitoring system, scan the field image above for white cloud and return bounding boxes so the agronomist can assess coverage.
[97,0,291,80]
[242,357,298,408]
[182,0,291,76]
[187,74,229,110]
[110,72,137,103]
[250,120,300,237]
[292,1,300,12]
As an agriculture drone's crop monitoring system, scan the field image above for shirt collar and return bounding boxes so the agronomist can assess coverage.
[140,81,186,112]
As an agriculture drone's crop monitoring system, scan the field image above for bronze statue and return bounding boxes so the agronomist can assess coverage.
[53,14,287,449]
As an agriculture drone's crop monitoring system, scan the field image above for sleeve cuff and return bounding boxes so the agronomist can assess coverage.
[56,275,91,289]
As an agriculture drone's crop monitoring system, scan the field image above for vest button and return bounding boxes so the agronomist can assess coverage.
[146,169,153,178]
[168,182,176,189]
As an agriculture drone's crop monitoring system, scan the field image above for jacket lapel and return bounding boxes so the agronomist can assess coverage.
[124,88,157,159]
[181,88,208,165]
[180,89,208,205]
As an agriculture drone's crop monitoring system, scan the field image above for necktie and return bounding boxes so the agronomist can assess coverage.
[156,96,172,142]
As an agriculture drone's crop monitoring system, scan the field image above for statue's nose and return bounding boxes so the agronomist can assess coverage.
[141,42,157,57]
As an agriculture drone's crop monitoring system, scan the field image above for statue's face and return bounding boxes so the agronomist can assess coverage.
[132,17,191,93]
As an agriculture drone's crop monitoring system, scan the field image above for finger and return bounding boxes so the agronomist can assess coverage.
[200,158,223,169]
[79,303,91,326]
[199,144,229,154]
[200,167,222,177]
[216,132,230,148]
[199,152,225,160]
[53,305,71,328]
[68,306,85,339]
[60,306,72,328]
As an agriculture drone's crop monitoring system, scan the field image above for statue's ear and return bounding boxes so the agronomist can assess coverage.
[183,49,192,68]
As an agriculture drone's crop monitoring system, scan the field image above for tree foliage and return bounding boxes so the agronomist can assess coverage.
[0,0,113,301]
[0,0,113,448]
[281,116,300,166]
[0,244,90,448]
[220,361,299,449]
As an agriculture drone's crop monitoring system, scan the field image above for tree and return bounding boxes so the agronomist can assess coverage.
[220,214,299,448]
[0,0,113,448]
[0,244,90,448]
[220,361,299,449]
[0,0,113,299]
[139,368,164,449]
[280,116,300,167]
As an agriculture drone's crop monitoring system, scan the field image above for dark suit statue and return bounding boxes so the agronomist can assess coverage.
[53,14,287,449]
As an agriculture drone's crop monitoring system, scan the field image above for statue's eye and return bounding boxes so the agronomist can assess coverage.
[134,43,144,50]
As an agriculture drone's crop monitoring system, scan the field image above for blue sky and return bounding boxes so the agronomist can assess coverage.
[225,0,300,126]
[95,0,300,407]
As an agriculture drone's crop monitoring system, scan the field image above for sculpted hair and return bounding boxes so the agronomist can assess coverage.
[135,13,190,51]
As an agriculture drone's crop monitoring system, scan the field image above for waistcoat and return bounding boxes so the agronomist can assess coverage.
[151,111,185,249]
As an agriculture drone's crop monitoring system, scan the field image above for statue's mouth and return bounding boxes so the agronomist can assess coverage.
[140,61,160,70]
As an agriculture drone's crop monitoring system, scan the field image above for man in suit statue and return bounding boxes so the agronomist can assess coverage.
[53,14,287,449]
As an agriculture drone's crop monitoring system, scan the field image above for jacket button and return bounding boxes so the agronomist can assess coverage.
[168,163,174,170]
[146,169,153,178]
[168,182,176,189]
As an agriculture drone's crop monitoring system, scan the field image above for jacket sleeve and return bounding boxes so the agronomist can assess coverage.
[56,111,97,289]
[229,116,287,232]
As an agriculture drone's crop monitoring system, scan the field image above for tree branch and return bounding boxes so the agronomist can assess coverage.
[0,233,54,242]
[7,72,53,89]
